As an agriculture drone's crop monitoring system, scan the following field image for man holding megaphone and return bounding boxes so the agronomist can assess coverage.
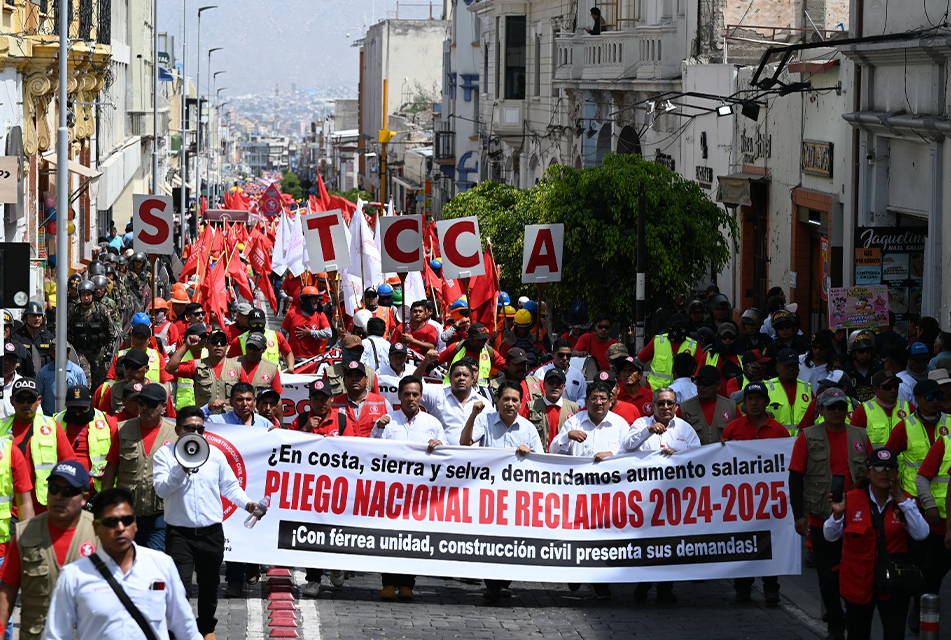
[152,405,266,640]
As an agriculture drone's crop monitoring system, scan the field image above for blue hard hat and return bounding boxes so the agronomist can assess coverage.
[498,292,510,306]
[131,312,151,326]
[449,298,469,311]
[430,259,442,270]
[523,300,538,313]
[377,283,393,296]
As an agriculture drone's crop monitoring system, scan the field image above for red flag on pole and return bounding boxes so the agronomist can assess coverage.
[467,246,501,335]
[247,230,278,312]
[315,171,331,211]
[180,223,214,279]
[199,255,229,329]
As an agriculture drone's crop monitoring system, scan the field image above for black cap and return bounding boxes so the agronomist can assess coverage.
[669,313,688,328]
[594,369,617,386]
[389,341,408,354]
[64,384,91,407]
[246,332,268,349]
[248,308,267,324]
[184,323,209,338]
[309,379,332,396]
[544,368,567,384]
[11,377,38,398]
[120,348,150,369]
[506,348,528,364]
[138,383,168,404]
[867,447,900,469]
[256,388,281,403]
[3,341,28,361]
[776,348,799,366]
[48,461,90,490]
[914,379,941,398]
[771,309,794,327]
[341,360,367,377]
[694,365,721,384]
[744,381,769,398]
[131,323,152,337]
[123,381,145,398]
[467,323,489,339]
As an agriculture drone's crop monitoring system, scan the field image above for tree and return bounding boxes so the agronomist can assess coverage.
[442,153,737,324]
[281,170,303,200]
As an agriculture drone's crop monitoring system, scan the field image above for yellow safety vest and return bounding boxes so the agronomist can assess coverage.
[862,398,912,447]
[117,347,162,383]
[901,414,950,495]
[930,435,951,518]
[175,349,202,409]
[0,414,60,505]
[239,329,282,365]
[647,335,697,390]
[444,345,493,385]
[765,378,812,437]
[0,439,13,543]
[53,409,113,491]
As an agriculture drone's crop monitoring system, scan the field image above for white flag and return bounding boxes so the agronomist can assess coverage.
[353,199,383,289]
[271,214,288,275]
[286,212,307,277]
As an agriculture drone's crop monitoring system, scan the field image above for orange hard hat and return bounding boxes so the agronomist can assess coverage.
[301,286,320,296]
[315,272,329,281]
[386,276,401,286]
[152,298,169,311]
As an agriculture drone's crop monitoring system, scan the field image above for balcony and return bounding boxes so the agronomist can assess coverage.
[20,0,108,43]
[554,28,642,85]
[434,130,454,164]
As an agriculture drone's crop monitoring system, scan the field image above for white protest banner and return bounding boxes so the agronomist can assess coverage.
[380,215,424,273]
[436,217,485,280]
[208,427,799,583]
[301,208,350,273]
[522,224,564,283]
[133,194,175,255]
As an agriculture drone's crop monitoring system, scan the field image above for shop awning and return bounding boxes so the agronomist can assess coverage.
[716,172,768,207]
[41,152,103,201]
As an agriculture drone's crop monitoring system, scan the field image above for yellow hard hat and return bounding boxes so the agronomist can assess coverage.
[503,305,517,318]
[514,309,533,326]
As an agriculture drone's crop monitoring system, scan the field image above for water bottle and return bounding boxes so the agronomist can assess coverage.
[243,495,270,529]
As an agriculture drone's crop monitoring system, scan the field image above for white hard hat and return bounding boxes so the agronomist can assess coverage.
[517,296,530,308]
[353,309,373,330]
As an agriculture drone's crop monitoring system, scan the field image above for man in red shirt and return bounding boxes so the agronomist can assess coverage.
[166,329,248,413]
[330,362,389,437]
[527,368,581,449]
[436,324,505,375]
[391,301,439,355]
[573,314,618,371]
[0,441,34,560]
[721,380,789,604]
[103,324,175,385]
[226,302,253,342]
[237,333,283,395]
[291,380,337,434]
[256,389,283,429]
[614,356,653,419]
[53,384,117,488]
[885,380,949,496]
[2,378,77,517]
[282,287,332,358]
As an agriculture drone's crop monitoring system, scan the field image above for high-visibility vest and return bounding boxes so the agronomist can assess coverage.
[0,414,60,505]
[444,345,493,385]
[239,329,282,365]
[705,352,720,368]
[765,378,812,437]
[0,439,13,543]
[175,349,200,409]
[931,435,951,518]
[116,347,162,383]
[862,398,911,447]
[901,414,950,495]
[53,409,112,491]
[647,335,697,390]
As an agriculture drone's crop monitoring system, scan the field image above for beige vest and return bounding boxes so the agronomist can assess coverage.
[109,378,139,415]
[116,417,178,516]
[240,356,280,396]
[680,395,737,445]
[17,511,98,640]
[528,397,579,449]
[801,424,869,519]
[194,357,243,408]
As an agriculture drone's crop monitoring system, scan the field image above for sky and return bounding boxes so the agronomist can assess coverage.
[158,0,433,96]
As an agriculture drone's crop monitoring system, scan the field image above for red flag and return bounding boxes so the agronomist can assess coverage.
[467,247,500,335]
[442,278,463,307]
[247,232,278,312]
[308,194,324,213]
[315,171,331,211]
[199,255,228,329]
[180,224,214,279]
[226,251,255,303]
[328,195,357,223]
[424,218,440,258]
[424,261,444,307]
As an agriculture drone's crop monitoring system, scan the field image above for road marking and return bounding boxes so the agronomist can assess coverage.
[246,588,266,640]
[295,569,322,639]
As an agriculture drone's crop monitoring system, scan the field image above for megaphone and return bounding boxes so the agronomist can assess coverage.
[174,433,210,472]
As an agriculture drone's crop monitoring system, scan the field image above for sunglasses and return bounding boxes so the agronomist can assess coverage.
[924,392,946,402]
[720,334,736,339]
[825,403,849,411]
[12,395,37,404]
[182,425,205,435]
[555,352,571,358]
[878,383,899,391]
[95,514,136,528]
[48,483,84,497]
[695,379,718,387]
[854,348,872,354]
[655,400,677,407]
[189,311,206,317]
[596,324,611,330]
[870,465,896,473]
[208,337,228,346]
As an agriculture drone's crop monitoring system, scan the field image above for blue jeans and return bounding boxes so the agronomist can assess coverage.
[134,513,166,551]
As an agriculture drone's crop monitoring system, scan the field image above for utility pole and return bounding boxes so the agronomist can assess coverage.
[54,0,68,412]
[179,0,188,252]
[151,0,159,195]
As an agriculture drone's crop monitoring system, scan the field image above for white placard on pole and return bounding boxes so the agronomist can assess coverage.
[436,216,485,280]
[133,194,175,255]
[522,224,564,283]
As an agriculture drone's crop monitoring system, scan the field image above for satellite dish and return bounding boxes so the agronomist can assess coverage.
[174,433,210,471]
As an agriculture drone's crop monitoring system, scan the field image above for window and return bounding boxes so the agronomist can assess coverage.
[483,45,489,96]
[504,16,526,100]
[534,34,541,97]
[494,17,501,97]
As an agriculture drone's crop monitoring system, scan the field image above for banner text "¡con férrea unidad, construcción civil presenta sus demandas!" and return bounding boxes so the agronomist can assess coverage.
[209,426,799,583]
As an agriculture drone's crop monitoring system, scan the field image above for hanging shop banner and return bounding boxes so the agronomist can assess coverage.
[853,227,926,324]
[827,284,889,330]
[208,425,799,583]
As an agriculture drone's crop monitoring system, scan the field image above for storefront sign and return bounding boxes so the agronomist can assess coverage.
[802,141,833,178]
[853,227,926,322]
[741,132,771,162]
[695,166,713,189]
[654,150,675,171]
[828,285,889,329]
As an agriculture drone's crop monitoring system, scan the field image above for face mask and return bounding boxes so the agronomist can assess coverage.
[669,327,686,342]
[300,298,317,314]
[366,301,378,311]
[153,311,167,325]
[64,406,95,424]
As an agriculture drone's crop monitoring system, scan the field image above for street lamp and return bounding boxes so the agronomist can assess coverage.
[178,0,190,252]
[217,101,231,203]
[207,66,225,207]
[194,5,217,228]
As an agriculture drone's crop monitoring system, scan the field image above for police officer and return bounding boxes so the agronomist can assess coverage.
[99,383,178,551]
[67,279,119,390]
[91,274,121,333]
[11,302,54,379]
[0,461,98,640]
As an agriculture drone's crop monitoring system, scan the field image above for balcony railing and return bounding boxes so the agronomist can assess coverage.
[434,130,454,161]
[554,28,641,83]
[21,0,108,43]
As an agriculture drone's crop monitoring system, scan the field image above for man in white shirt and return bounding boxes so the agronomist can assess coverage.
[669,352,699,403]
[372,375,444,601]
[153,405,266,639]
[414,357,494,445]
[550,380,628,461]
[44,487,202,640]
[624,387,702,454]
[537,338,587,407]
[623,386,701,604]
[361,317,393,371]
